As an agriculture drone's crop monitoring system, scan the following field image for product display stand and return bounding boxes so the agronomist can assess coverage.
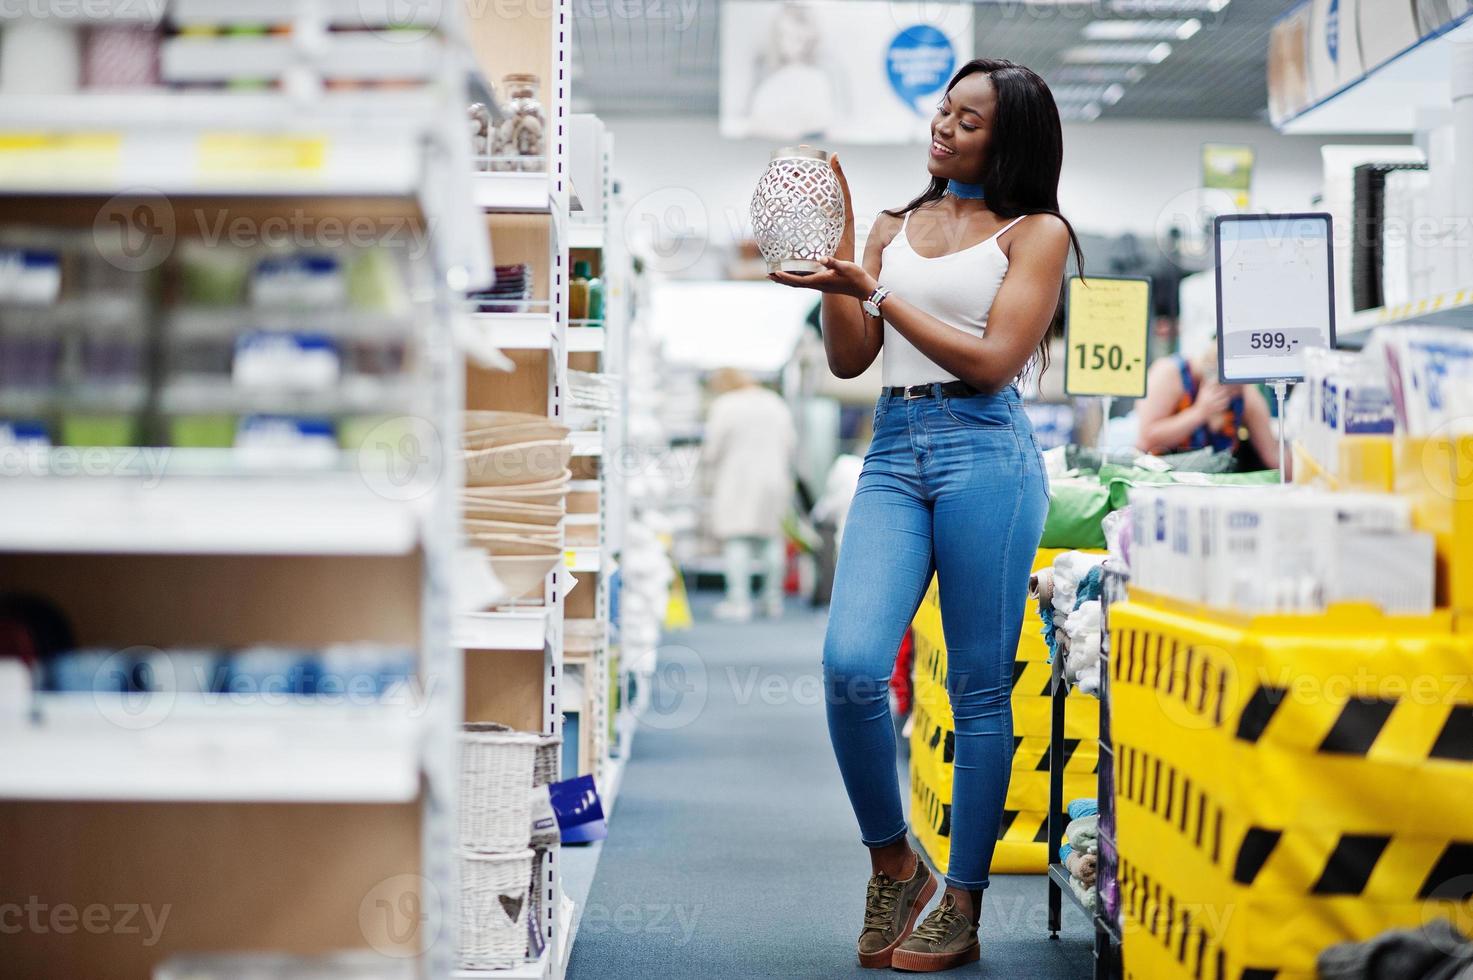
[1045,563,1124,980]
[1269,379,1291,483]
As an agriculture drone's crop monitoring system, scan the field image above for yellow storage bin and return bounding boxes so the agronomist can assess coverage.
[909,547,1106,876]
[1112,594,1473,978]
[1110,596,1472,834]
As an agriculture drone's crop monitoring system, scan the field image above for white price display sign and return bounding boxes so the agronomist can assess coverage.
[1214,212,1336,383]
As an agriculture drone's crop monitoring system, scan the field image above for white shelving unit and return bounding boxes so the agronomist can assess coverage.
[455,608,552,652]
[473,172,554,213]
[1271,10,1473,349]
[568,224,605,249]
[0,470,425,556]
[458,2,591,977]
[569,430,604,457]
[0,5,627,980]
[1345,285,1473,343]
[2,700,423,803]
[469,312,604,352]
[1277,13,1473,135]
[0,5,479,979]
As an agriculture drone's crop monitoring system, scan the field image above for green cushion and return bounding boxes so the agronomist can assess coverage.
[1041,478,1112,550]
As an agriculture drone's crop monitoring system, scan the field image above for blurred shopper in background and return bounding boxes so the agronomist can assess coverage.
[1136,343,1279,471]
[702,368,797,622]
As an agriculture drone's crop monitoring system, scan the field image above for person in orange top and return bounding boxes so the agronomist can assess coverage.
[1136,344,1280,471]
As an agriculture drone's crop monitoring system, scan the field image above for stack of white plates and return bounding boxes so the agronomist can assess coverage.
[460,411,572,599]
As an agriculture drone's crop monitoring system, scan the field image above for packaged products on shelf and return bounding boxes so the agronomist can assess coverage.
[569,259,605,323]
[1128,484,1433,614]
[470,263,534,312]
[41,644,416,700]
[1364,325,1473,435]
[570,259,590,321]
[490,73,546,172]
[248,254,347,311]
[0,248,62,306]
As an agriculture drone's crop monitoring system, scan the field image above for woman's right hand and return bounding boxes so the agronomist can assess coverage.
[1194,378,1238,422]
[831,154,857,261]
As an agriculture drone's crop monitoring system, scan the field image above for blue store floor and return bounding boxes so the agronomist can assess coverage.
[565,593,1095,979]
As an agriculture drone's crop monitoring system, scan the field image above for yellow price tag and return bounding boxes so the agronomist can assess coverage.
[1063,275,1151,398]
[565,549,577,568]
[0,133,121,186]
[197,134,326,179]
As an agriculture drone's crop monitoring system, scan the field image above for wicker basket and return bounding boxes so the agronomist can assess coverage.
[532,731,561,787]
[460,723,543,851]
[459,849,535,971]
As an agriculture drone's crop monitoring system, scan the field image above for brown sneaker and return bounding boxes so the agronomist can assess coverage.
[856,858,937,968]
[890,893,980,972]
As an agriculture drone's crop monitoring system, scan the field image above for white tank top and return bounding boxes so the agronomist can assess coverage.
[877,210,1029,387]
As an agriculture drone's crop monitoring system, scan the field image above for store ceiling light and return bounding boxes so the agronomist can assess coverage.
[1051,83,1127,105]
[1054,65,1147,85]
[1083,18,1201,40]
[1058,102,1104,122]
[1062,42,1173,64]
[1107,0,1227,11]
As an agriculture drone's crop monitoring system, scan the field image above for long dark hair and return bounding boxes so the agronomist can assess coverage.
[885,58,1084,378]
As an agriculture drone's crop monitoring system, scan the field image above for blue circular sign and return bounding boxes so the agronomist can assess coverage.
[886,26,956,115]
[1326,0,1339,64]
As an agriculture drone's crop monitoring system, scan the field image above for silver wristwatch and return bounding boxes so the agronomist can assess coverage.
[862,284,891,318]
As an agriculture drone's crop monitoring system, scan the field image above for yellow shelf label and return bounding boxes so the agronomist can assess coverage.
[1063,275,1151,398]
[565,549,577,567]
[197,134,326,177]
[0,133,122,185]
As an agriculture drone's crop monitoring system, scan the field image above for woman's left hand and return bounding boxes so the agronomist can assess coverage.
[768,256,876,298]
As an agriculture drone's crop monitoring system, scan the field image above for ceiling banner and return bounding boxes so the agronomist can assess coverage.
[720,1,974,144]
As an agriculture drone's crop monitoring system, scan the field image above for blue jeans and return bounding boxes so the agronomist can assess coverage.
[822,384,1049,890]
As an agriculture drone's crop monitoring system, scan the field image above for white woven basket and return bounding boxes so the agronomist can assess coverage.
[532,732,561,787]
[458,849,535,971]
[460,723,542,852]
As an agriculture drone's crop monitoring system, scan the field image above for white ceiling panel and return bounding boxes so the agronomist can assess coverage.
[572,0,1285,121]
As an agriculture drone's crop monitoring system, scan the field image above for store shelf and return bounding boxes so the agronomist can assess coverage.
[470,312,553,349]
[1277,14,1473,134]
[21,0,162,20]
[565,546,601,573]
[0,93,443,195]
[568,223,605,249]
[0,466,424,555]
[1345,286,1473,341]
[569,327,607,352]
[473,172,553,212]
[569,431,603,457]
[1047,863,1091,917]
[468,313,604,352]
[456,608,550,651]
[0,699,422,803]
[559,896,576,977]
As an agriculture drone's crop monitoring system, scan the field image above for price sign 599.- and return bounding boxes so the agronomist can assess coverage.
[1063,275,1151,398]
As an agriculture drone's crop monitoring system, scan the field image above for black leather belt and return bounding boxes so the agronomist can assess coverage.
[882,380,979,399]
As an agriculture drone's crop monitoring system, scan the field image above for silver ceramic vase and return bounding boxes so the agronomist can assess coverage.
[749,145,845,274]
